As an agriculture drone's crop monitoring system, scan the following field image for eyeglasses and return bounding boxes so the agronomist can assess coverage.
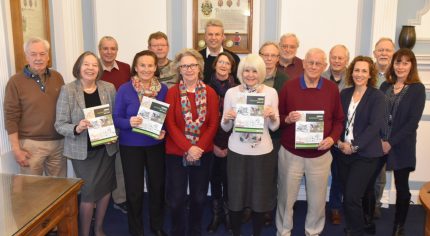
[259,53,279,59]
[305,61,325,67]
[330,56,346,61]
[217,60,231,66]
[179,64,199,70]
[150,44,168,48]
[279,44,297,50]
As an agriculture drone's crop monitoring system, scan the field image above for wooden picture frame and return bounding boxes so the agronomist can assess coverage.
[193,0,253,54]
[10,0,51,72]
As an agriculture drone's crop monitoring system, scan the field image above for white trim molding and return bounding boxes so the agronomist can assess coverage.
[371,0,399,47]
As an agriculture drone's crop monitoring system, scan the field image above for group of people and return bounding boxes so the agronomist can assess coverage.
[3,18,426,236]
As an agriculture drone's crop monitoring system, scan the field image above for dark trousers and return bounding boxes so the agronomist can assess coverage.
[328,149,343,210]
[120,143,165,236]
[337,150,379,236]
[165,153,213,236]
[393,168,412,225]
[209,154,228,201]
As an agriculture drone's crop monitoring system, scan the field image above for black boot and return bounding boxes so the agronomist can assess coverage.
[207,199,222,233]
[263,211,273,227]
[224,202,232,231]
[363,192,376,234]
[392,197,410,236]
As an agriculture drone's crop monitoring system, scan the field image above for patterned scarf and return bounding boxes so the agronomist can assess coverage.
[131,76,162,101]
[180,80,207,144]
[239,84,262,148]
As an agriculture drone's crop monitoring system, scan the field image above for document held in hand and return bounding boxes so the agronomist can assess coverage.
[83,104,118,147]
[132,96,169,138]
[295,110,324,149]
[234,93,265,134]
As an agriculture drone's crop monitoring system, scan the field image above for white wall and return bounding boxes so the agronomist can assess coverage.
[93,0,167,66]
[279,0,359,58]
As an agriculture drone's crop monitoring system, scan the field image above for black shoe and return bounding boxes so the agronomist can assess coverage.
[263,211,273,227]
[374,207,381,219]
[113,202,128,214]
[392,224,405,236]
[364,222,376,235]
[151,229,167,236]
[242,208,252,223]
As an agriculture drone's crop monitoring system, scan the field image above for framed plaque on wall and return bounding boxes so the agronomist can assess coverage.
[193,0,253,54]
[10,0,51,72]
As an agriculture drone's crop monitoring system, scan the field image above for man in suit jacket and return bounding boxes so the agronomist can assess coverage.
[199,19,240,84]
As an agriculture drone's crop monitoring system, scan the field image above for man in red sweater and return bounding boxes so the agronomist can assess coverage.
[98,36,131,213]
[276,48,344,236]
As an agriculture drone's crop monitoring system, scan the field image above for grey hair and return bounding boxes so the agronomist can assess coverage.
[259,41,281,54]
[98,36,118,50]
[24,37,50,54]
[173,48,205,81]
[279,33,300,47]
[305,48,327,64]
[330,44,350,61]
[374,37,395,49]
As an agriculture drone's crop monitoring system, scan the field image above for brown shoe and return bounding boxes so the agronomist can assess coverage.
[331,209,341,225]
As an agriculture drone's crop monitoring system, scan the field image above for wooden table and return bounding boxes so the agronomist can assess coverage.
[420,182,430,236]
[0,174,83,236]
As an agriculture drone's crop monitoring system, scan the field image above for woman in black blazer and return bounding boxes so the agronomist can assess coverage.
[334,56,386,236]
[380,48,426,236]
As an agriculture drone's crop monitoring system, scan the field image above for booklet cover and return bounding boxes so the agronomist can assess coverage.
[132,96,170,138]
[83,104,118,147]
[295,110,324,149]
[234,93,265,134]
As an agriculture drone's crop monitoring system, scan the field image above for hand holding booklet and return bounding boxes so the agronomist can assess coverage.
[295,110,324,149]
[83,104,118,147]
[132,96,170,138]
[234,93,265,134]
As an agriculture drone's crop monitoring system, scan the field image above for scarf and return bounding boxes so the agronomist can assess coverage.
[131,76,162,101]
[180,80,207,144]
[210,74,237,113]
[238,84,262,148]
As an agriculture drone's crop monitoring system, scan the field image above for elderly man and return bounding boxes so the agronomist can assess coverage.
[4,37,66,177]
[98,36,130,214]
[369,37,395,222]
[277,33,304,80]
[374,38,395,87]
[148,31,177,88]
[276,48,344,236]
[199,18,240,84]
[260,41,290,227]
[322,44,350,225]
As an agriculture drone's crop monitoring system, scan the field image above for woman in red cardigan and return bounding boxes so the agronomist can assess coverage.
[165,48,219,236]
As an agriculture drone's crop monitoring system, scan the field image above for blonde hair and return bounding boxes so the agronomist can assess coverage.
[237,54,266,84]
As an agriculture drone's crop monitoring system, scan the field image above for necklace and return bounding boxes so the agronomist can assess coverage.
[394,84,404,90]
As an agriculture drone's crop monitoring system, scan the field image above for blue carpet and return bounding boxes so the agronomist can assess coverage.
[103,196,425,235]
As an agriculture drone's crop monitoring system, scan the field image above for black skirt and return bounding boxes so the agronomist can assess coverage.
[71,147,116,202]
[227,149,277,212]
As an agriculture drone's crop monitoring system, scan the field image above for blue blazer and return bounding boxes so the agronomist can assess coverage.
[340,86,385,158]
[380,82,426,170]
[55,79,118,160]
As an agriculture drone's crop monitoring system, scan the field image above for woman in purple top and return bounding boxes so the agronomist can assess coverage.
[113,50,168,236]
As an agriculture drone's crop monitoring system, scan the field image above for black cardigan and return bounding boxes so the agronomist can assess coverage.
[380,82,426,171]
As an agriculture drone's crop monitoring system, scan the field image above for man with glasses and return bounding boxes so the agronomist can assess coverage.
[98,36,131,214]
[148,31,177,88]
[322,44,350,225]
[374,38,395,87]
[199,19,240,84]
[276,48,344,236]
[277,33,304,80]
[259,41,290,227]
